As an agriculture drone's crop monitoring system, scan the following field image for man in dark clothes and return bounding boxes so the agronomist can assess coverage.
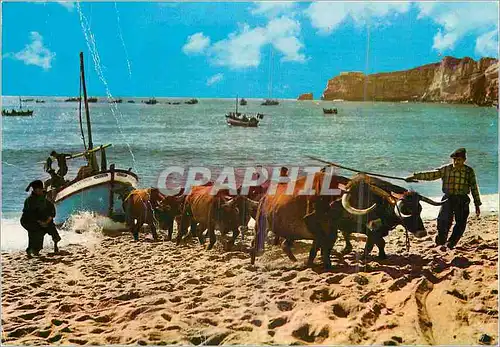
[406,147,481,249]
[50,150,71,178]
[21,180,62,257]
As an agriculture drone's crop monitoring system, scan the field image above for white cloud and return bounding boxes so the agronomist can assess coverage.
[57,1,75,11]
[416,2,499,56]
[250,2,296,17]
[206,73,224,86]
[6,32,55,70]
[208,16,305,69]
[304,2,410,34]
[182,32,211,55]
[476,30,499,57]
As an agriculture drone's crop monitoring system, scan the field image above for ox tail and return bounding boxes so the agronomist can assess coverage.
[253,199,268,254]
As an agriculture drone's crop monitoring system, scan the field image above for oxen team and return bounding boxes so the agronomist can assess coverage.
[121,171,445,269]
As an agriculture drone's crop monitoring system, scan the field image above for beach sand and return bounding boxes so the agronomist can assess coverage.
[1,215,498,345]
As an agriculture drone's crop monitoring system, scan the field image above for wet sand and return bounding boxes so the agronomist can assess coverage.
[1,215,498,345]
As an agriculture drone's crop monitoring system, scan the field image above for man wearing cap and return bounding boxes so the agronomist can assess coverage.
[405,148,481,249]
[49,150,71,178]
[21,180,62,257]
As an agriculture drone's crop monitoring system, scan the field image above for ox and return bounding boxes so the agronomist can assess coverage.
[177,185,258,250]
[123,187,183,241]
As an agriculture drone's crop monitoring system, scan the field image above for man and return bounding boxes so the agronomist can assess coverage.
[21,180,62,257]
[50,150,71,178]
[406,148,481,249]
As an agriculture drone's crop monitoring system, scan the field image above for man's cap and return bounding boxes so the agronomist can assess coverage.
[450,147,466,159]
[25,180,44,192]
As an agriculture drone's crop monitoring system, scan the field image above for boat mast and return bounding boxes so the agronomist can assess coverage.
[79,52,93,151]
[236,95,239,114]
[19,97,22,110]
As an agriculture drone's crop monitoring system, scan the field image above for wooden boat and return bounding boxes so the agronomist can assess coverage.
[239,98,247,106]
[261,99,279,106]
[323,108,338,114]
[43,52,138,225]
[127,100,135,103]
[2,97,34,117]
[35,99,45,103]
[144,98,158,105]
[109,99,123,103]
[225,96,262,127]
[88,97,98,103]
[65,97,81,102]
[184,98,198,104]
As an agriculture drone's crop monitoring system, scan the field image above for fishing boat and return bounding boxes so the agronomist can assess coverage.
[44,52,138,225]
[323,108,338,114]
[65,97,81,102]
[261,99,279,106]
[225,96,262,127]
[2,97,34,117]
[239,98,247,106]
[144,98,158,105]
[184,98,198,104]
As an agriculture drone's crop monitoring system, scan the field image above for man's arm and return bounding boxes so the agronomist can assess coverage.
[406,167,444,182]
[469,169,481,217]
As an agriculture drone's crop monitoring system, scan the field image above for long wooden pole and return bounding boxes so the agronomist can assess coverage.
[79,52,93,151]
[306,155,416,182]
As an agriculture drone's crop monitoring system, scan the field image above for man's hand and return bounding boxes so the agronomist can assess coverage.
[475,205,481,217]
[404,175,418,183]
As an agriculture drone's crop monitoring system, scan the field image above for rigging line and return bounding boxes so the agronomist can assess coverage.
[76,2,137,172]
[114,2,132,78]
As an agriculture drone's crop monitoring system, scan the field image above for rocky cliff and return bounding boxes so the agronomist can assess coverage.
[322,57,498,106]
[297,93,313,100]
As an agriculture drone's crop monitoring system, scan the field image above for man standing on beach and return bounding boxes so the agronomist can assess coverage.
[405,148,481,249]
[21,180,62,257]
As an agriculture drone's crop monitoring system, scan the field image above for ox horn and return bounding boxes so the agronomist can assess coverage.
[420,195,448,206]
[394,200,412,219]
[341,192,377,215]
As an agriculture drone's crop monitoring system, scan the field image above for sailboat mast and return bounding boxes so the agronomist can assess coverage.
[236,95,238,114]
[79,52,93,151]
[19,97,22,110]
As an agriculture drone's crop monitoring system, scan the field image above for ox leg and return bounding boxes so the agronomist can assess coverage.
[150,223,159,241]
[166,218,174,241]
[282,239,297,262]
[341,230,353,254]
[307,241,319,267]
[374,235,387,259]
[227,228,240,250]
[207,226,216,250]
[177,214,189,245]
[362,232,376,260]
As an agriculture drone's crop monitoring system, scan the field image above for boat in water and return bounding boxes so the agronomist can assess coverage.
[2,97,34,117]
[225,96,263,127]
[184,98,198,104]
[323,108,338,115]
[239,98,247,106]
[144,98,158,105]
[261,99,279,106]
[44,52,138,225]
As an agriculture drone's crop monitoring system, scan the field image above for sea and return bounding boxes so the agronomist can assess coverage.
[1,97,498,252]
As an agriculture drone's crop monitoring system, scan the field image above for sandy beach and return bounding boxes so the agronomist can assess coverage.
[1,215,498,345]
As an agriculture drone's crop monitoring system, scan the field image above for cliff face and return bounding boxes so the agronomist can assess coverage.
[297,93,313,100]
[322,57,498,106]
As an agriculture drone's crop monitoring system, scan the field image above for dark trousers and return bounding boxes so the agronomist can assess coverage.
[436,194,470,247]
[21,219,61,254]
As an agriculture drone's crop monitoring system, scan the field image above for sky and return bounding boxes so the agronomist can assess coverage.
[2,1,499,99]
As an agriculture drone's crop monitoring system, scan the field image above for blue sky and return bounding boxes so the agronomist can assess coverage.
[2,1,498,99]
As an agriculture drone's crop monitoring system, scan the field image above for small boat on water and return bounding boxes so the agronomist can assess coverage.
[185,98,198,104]
[239,98,247,106]
[261,99,279,106]
[35,99,45,103]
[127,100,135,103]
[42,52,138,225]
[109,98,123,104]
[2,97,34,117]
[144,98,158,105]
[88,97,98,103]
[21,98,34,102]
[225,96,263,127]
[65,97,81,102]
[323,108,338,115]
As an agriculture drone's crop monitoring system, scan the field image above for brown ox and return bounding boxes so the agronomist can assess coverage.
[123,187,175,241]
[250,172,346,269]
[178,185,258,250]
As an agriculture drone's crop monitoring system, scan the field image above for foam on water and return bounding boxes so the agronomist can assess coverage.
[1,211,127,252]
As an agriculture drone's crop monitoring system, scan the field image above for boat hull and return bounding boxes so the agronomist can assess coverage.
[52,170,138,224]
[226,118,259,127]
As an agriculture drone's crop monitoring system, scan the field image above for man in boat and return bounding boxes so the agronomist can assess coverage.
[21,180,62,257]
[49,150,72,178]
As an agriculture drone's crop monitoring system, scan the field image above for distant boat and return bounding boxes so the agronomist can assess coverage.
[184,98,198,104]
[239,98,247,106]
[21,98,34,102]
[109,99,123,104]
[261,99,279,106]
[2,97,34,117]
[323,108,338,115]
[226,96,262,127]
[35,99,45,103]
[43,52,138,224]
[88,97,98,103]
[127,100,135,103]
[144,98,158,105]
[65,97,81,102]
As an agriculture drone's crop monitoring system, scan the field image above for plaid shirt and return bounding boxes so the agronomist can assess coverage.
[414,164,482,206]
